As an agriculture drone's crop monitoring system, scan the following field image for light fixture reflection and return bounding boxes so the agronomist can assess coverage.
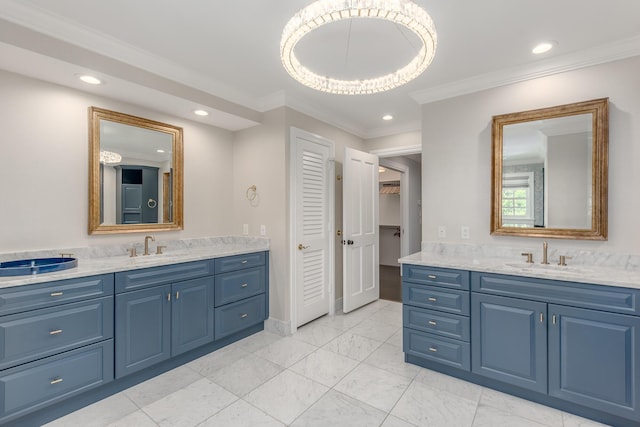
[99,150,122,164]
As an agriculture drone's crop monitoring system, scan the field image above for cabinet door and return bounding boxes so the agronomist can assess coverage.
[115,285,171,378]
[472,293,547,393]
[171,277,214,356]
[549,304,640,421]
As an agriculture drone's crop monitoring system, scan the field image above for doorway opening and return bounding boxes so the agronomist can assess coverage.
[378,154,422,302]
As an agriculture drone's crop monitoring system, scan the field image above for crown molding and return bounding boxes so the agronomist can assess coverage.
[370,145,421,157]
[410,35,640,105]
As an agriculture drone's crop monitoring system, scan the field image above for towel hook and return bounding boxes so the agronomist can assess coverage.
[246,185,257,201]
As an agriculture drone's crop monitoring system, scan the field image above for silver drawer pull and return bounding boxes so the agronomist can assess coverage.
[49,329,63,335]
[240,313,248,318]
[427,275,437,279]
[50,378,63,385]
[428,297,437,302]
[50,292,64,297]
[176,291,180,300]
[241,260,248,264]
[241,283,248,288]
[428,320,437,326]
[429,347,438,353]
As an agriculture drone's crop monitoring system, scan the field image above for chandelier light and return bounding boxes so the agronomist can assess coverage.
[280,0,437,95]
[99,150,122,164]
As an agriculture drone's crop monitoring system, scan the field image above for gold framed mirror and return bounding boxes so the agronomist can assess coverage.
[89,107,184,234]
[491,98,608,240]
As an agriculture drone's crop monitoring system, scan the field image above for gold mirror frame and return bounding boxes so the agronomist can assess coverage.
[89,107,184,234]
[491,98,608,240]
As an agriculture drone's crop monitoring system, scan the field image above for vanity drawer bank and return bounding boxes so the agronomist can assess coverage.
[0,274,114,424]
[0,250,269,426]
[402,263,640,427]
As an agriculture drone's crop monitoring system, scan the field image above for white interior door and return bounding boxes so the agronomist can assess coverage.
[343,147,379,313]
[292,128,334,327]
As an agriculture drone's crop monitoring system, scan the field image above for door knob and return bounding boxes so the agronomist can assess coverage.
[347,240,354,245]
[298,244,309,250]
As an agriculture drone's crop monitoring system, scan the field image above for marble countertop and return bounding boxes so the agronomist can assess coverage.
[0,236,269,289]
[399,251,640,290]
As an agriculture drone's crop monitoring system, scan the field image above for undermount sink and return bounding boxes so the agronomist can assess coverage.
[0,257,78,277]
[503,262,583,275]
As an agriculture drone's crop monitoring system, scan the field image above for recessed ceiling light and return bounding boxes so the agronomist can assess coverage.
[78,75,102,85]
[379,166,387,173]
[382,114,393,121]
[532,42,555,55]
[194,109,209,116]
[157,149,165,153]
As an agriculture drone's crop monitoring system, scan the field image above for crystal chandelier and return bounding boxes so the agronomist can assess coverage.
[280,0,437,95]
[99,150,122,164]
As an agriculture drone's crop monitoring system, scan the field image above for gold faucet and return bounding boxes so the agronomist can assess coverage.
[541,241,550,264]
[143,235,155,256]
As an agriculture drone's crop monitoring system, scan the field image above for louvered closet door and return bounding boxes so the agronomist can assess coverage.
[294,130,332,327]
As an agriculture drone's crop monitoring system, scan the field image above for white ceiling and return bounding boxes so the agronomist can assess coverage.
[1,0,639,139]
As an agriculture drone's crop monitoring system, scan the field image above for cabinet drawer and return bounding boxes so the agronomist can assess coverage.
[403,305,470,342]
[472,272,640,316]
[403,328,470,370]
[402,265,469,290]
[0,274,114,316]
[115,260,214,293]
[214,252,265,274]
[215,294,265,340]
[0,297,113,370]
[403,283,470,315]
[214,266,265,307]
[0,340,114,423]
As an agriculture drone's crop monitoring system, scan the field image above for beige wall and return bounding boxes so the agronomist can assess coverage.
[232,108,288,322]
[421,56,640,254]
[0,70,235,252]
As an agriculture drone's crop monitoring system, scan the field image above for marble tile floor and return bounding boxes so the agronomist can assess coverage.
[44,300,609,427]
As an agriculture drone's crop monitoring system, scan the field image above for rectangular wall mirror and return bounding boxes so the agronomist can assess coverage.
[89,107,184,234]
[491,98,608,240]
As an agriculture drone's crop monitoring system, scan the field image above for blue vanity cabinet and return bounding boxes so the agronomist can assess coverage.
[548,304,640,421]
[171,277,215,355]
[0,274,114,424]
[115,253,268,378]
[471,292,548,393]
[470,271,640,425]
[115,261,215,378]
[115,284,172,378]
[214,252,269,340]
[402,265,471,370]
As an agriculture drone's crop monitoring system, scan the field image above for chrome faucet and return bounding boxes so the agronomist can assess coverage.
[143,235,155,256]
[541,241,550,265]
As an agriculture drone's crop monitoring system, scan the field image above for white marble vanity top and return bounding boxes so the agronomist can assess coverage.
[0,236,269,289]
[400,251,640,291]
